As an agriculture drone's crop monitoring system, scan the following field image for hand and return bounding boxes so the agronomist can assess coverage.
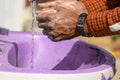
[37,0,88,15]
[36,0,88,41]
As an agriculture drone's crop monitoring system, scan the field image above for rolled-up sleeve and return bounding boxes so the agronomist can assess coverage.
[86,7,120,37]
[81,0,120,37]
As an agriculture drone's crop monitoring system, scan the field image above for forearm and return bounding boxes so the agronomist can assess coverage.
[86,7,120,37]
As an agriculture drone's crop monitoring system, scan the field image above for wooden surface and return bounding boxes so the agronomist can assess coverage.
[77,36,111,50]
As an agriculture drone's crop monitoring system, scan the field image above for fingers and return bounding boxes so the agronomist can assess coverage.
[48,31,69,42]
[38,1,59,8]
[36,8,57,15]
[42,29,61,41]
[36,13,56,23]
[39,23,75,41]
[36,8,56,23]
[49,31,60,37]
[38,23,48,28]
[42,28,52,35]
[36,15,50,23]
[53,33,76,41]
[43,29,61,38]
[48,29,77,41]
[50,34,69,42]
[54,35,67,41]
[38,20,56,30]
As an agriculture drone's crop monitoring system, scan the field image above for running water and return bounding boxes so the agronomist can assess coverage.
[30,1,36,69]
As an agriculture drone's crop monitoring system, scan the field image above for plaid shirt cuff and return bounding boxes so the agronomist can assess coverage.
[86,7,120,37]
[81,0,120,37]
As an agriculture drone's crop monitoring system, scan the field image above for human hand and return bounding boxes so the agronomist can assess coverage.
[36,0,88,41]
[37,0,88,15]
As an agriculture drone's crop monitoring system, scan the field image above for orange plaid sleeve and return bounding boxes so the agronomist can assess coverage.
[86,7,120,37]
[81,0,120,37]
[81,0,108,12]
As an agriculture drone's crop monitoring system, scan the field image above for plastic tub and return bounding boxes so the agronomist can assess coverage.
[0,31,116,80]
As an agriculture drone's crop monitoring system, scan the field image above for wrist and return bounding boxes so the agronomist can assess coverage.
[76,1,89,15]
[84,24,89,34]
[77,13,92,37]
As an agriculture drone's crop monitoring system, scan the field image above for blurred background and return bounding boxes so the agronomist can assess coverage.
[0,0,120,80]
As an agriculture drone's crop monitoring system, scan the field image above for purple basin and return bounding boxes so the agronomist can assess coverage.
[0,31,116,80]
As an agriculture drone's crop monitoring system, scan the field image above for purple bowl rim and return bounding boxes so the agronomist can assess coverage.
[0,31,115,74]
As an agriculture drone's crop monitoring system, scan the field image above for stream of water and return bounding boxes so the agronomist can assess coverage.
[30,1,36,69]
